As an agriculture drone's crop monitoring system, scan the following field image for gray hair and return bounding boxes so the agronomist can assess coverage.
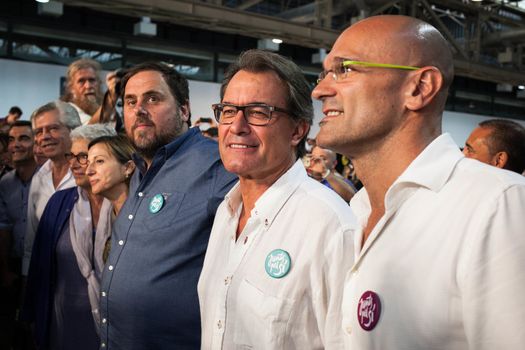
[30,100,81,130]
[220,49,313,158]
[70,123,116,142]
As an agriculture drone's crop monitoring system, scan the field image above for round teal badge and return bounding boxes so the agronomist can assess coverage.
[149,194,165,213]
[265,249,291,279]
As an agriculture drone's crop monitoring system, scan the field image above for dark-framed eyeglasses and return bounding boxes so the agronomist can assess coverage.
[211,103,291,126]
[65,152,88,165]
[317,59,421,84]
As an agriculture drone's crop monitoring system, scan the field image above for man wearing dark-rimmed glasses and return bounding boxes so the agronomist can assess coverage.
[198,49,356,349]
[313,15,525,350]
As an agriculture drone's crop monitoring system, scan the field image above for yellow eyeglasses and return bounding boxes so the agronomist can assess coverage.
[317,60,420,84]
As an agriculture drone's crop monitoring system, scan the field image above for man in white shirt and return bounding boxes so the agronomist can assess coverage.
[22,101,80,276]
[313,15,525,350]
[198,49,356,350]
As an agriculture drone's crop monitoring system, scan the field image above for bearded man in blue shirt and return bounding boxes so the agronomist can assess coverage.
[98,62,237,349]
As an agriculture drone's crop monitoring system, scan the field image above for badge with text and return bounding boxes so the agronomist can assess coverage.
[149,194,165,214]
[265,249,291,279]
[357,290,381,331]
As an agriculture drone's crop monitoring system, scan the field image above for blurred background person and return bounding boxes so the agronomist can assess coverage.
[0,106,23,134]
[0,133,12,179]
[463,119,525,174]
[306,145,356,202]
[22,124,116,350]
[61,59,103,125]
[0,121,38,350]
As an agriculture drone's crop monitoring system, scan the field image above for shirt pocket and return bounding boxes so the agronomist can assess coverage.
[233,278,295,349]
[141,191,186,231]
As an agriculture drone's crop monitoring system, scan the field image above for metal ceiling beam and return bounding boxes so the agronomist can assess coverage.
[484,28,525,46]
[236,0,264,11]
[59,0,340,48]
[56,0,525,85]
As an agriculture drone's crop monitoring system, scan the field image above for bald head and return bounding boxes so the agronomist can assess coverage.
[338,15,454,92]
[312,15,454,157]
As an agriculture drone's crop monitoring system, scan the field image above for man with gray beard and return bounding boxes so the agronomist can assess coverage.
[61,59,104,124]
[98,62,237,349]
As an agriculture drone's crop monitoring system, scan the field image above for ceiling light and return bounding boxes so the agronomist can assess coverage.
[272,38,283,44]
[134,17,157,37]
[518,85,525,90]
[35,0,50,3]
[257,38,280,52]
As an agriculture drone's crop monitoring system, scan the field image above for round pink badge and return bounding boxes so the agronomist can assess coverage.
[357,290,381,331]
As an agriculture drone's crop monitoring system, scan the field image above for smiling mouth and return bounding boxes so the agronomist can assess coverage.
[229,144,256,149]
[325,110,343,117]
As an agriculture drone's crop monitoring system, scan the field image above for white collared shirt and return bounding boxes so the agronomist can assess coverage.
[198,160,357,350]
[22,159,75,275]
[343,133,525,350]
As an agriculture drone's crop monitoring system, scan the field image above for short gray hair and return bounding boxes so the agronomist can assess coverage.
[70,123,116,142]
[220,49,313,158]
[31,100,81,130]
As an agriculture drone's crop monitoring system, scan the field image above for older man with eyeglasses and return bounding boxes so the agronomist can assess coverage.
[22,101,81,279]
[198,49,357,349]
[313,15,525,350]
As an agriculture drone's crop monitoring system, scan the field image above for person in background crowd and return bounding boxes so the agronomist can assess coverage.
[313,15,525,349]
[307,145,356,202]
[22,124,116,350]
[98,62,237,349]
[463,119,525,174]
[0,106,23,134]
[0,133,12,179]
[199,49,356,349]
[0,121,38,350]
[202,126,218,141]
[22,101,81,278]
[61,59,104,125]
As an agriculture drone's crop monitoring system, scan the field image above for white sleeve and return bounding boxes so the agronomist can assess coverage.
[314,226,355,350]
[462,184,525,349]
[22,181,38,276]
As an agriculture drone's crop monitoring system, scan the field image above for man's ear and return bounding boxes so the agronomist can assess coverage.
[291,120,310,147]
[491,151,509,169]
[180,101,191,122]
[405,66,443,111]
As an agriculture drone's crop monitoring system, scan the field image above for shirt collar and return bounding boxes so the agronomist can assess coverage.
[351,133,463,218]
[223,160,306,229]
[394,133,463,192]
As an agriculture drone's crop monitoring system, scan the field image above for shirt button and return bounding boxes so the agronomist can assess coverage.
[101,343,106,348]
[118,240,124,246]
[138,192,144,197]
[217,320,222,329]
[128,214,133,220]
[101,291,106,297]
[346,326,352,334]
[224,276,231,285]
[351,269,358,276]
[108,265,114,271]
[102,318,107,323]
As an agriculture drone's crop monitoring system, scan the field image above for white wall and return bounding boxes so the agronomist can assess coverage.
[1,58,523,147]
